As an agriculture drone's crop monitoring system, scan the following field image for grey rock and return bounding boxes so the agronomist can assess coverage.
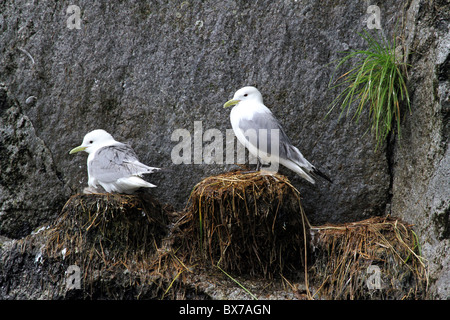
[391,0,450,299]
[0,84,69,238]
[0,0,396,225]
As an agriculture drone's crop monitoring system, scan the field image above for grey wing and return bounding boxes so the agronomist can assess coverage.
[89,144,159,183]
[238,111,312,169]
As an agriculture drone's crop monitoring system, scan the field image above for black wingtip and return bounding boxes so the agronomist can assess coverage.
[312,167,333,183]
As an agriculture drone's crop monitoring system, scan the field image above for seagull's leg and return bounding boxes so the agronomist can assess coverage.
[256,158,262,171]
[239,159,261,174]
[239,158,263,174]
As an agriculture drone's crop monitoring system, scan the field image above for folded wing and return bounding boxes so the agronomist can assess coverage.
[89,144,160,183]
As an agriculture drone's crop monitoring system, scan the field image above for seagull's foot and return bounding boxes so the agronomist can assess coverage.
[239,170,260,174]
[258,169,278,177]
[83,186,105,194]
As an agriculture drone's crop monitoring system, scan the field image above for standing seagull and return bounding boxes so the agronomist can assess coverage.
[223,86,331,184]
[69,129,160,194]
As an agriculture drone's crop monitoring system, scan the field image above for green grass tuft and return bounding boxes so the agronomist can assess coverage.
[328,30,411,149]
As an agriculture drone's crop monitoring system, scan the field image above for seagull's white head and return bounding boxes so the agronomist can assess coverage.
[223,86,264,108]
[69,129,117,155]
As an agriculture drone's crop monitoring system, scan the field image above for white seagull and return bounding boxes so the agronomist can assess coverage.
[223,86,331,184]
[69,129,160,194]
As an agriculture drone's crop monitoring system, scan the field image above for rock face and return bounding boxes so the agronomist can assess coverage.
[0,85,69,238]
[390,0,450,299]
[0,0,396,225]
[0,0,448,299]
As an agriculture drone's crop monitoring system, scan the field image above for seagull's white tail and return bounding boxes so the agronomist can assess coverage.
[116,176,157,193]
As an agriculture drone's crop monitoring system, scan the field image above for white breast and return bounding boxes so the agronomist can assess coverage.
[230,100,274,162]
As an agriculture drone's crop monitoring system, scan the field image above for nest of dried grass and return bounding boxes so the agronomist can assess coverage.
[178,170,310,279]
[41,193,178,298]
[45,193,167,257]
[310,216,428,299]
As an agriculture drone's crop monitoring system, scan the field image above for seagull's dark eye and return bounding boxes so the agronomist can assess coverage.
[244,93,248,97]
[89,140,93,144]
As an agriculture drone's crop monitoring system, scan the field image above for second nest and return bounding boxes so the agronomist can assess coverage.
[179,170,310,278]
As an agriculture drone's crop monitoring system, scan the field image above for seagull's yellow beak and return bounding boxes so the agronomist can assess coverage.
[223,99,240,108]
[69,145,87,154]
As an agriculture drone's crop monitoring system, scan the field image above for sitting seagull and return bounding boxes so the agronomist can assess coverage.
[223,86,331,184]
[69,129,160,194]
